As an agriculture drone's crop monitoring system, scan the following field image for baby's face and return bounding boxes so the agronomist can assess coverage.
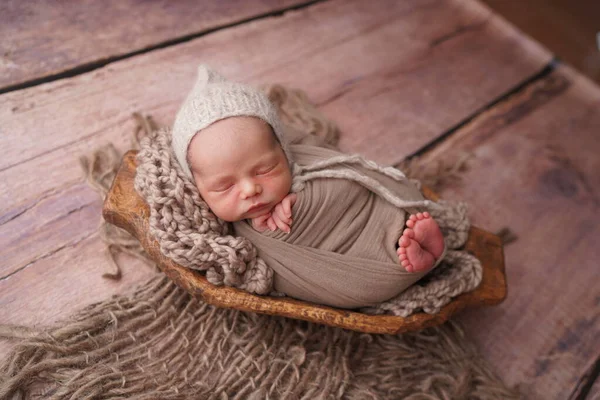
[187,116,292,222]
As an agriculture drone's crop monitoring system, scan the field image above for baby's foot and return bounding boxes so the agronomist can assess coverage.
[397,236,434,273]
[397,212,445,273]
[406,212,445,259]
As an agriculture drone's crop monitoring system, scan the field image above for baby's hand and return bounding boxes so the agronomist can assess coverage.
[250,193,297,233]
[250,213,272,232]
[270,193,297,233]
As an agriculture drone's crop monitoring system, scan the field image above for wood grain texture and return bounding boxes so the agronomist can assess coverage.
[0,183,98,278]
[418,65,600,399]
[101,151,506,334]
[481,0,600,84]
[586,375,600,400]
[0,0,551,282]
[0,0,557,387]
[0,0,552,173]
[568,356,600,400]
[0,0,308,90]
[0,233,158,364]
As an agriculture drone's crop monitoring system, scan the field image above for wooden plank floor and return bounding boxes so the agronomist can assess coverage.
[420,65,600,399]
[481,0,600,85]
[0,0,598,398]
[0,0,308,90]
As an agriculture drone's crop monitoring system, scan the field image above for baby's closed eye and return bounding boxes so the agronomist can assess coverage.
[211,183,233,193]
[256,163,278,175]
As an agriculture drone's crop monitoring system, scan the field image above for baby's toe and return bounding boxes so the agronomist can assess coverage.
[399,236,411,248]
[403,228,415,238]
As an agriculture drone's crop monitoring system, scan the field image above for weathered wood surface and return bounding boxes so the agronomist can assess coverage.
[103,151,507,335]
[0,235,158,364]
[481,0,600,84]
[587,378,600,400]
[419,65,600,399]
[0,0,308,90]
[0,0,550,280]
[571,359,600,400]
[1,0,552,173]
[3,0,596,397]
[0,1,548,286]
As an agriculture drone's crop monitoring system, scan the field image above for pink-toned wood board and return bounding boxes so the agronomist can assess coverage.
[0,0,308,89]
[0,0,550,282]
[420,65,600,399]
[3,0,598,397]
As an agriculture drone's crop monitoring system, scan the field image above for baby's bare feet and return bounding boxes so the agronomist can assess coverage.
[397,212,445,273]
[406,212,445,259]
[397,236,434,273]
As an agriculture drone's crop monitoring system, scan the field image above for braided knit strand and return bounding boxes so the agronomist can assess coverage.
[135,128,274,295]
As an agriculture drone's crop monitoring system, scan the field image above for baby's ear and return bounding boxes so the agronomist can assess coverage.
[197,64,227,87]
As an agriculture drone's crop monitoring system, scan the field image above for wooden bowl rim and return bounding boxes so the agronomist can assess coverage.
[102,150,507,334]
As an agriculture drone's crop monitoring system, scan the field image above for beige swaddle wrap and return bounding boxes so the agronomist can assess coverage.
[234,144,446,309]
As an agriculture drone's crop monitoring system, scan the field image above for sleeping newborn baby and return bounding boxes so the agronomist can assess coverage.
[171,65,446,308]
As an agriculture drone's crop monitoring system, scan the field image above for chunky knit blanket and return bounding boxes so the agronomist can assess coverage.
[134,84,482,316]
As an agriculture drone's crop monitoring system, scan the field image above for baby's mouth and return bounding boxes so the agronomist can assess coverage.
[247,203,269,213]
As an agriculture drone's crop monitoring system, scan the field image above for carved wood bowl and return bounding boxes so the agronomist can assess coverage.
[102,151,507,334]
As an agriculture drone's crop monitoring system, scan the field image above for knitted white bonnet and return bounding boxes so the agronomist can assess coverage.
[172,65,441,213]
[171,64,292,179]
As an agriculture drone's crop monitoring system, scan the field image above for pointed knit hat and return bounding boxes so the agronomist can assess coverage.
[171,65,441,214]
[171,64,291,179]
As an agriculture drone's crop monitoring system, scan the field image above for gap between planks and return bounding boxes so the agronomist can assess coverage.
[405,58,559,160]
[0,59,560,282]
[1,62,560,281]
[0,0,325,96]
[412,64,600,398]
[569,356,600,400]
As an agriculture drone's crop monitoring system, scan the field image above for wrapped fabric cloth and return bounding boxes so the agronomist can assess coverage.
[234,144,446,309]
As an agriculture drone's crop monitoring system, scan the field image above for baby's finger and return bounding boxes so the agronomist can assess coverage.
[266,217,277,232]
[288,193,297,205]
[274,204,291,224]
[283,193,297,218]
[251,215,269,232]
[272,213,291,233]
[282,198,292,218]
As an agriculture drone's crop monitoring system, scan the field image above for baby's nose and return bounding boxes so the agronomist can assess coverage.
[241,180,262,198]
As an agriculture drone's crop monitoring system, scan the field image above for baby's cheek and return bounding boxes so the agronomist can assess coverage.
[203,193,237,221]
[261,176,283,193]
[273,182,292,203]
[220,193,242,218]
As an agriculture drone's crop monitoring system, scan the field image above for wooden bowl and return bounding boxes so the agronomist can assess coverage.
[102,151,507,334]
